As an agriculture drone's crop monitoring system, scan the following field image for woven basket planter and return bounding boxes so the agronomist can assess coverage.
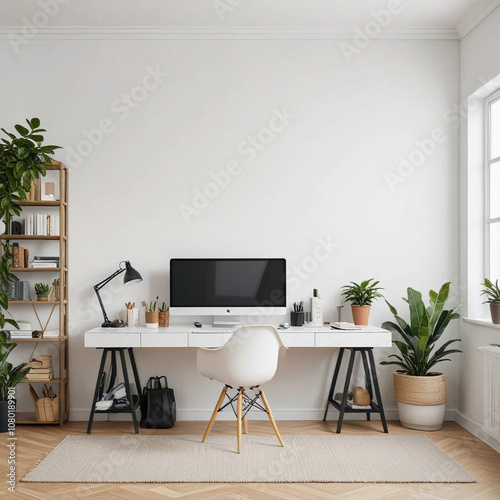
[393,372,446,431]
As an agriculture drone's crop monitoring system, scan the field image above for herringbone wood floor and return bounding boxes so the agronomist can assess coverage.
[2,420,499,499]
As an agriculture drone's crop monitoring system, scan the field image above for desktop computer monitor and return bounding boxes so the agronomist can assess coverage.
[170,258,286,325]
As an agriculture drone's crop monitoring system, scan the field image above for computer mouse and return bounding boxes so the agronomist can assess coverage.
[194,322,202,328]
[279,323,290,329]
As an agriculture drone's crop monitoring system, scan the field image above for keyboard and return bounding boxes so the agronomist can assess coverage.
[193,329,235,333]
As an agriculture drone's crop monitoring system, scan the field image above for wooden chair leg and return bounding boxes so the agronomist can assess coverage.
[243,415,248,434]
[237,388,243,454]
[202,386,227,443]
[259,388,284,447]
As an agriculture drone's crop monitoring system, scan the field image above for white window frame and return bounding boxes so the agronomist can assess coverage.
[486,88,500,279]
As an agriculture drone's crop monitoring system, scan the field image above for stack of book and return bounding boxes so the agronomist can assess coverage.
[26,366,54,380]
[9,330,33,339]
[23,214,60,236]
[7,280,30,301]
[29,256,59,269]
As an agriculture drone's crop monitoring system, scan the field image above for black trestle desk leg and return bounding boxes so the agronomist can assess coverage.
[106,349,117,393]
[367,348,388,433]
[337,349,356,434]
[360,349,373,421]
[120,349,139,434]
[87,348,108,434]
[128,348,142,399]
[323,348,345,421]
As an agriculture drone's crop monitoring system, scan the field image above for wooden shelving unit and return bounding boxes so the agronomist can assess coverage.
[5,162,69,426]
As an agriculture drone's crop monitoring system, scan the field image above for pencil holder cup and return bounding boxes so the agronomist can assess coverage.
[290,311,304,327]
[145,311,159,328]
[159,310,170,327]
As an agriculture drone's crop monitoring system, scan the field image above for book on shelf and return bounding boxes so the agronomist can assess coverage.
[9,330,33,338]
[29,256,60,268]
[23,214,60,236]
[7,280,30,301]
[26,368,54,380]
[9,244,29,268]
[42,329,59,338]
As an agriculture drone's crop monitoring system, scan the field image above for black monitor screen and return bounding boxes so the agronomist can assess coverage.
[170,258,286,308]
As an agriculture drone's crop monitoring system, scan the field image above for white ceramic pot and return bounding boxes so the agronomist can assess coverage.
[397,402,446,431]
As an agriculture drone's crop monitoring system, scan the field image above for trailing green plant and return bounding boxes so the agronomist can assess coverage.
[480,278,500,304]
[341,279,384,306]
[0,332,30,401]
[380,282,462,376]
[0,118,60,365]
[34,283,50,295]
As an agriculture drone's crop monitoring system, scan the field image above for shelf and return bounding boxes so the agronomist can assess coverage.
[8,300,66,305]
[94,395,140,414]
[20,379,62,384]
[18,201,61,207]
[16,411,68,425]
[328,399,382,414]
[8,337,68,343]
[12,268,65,274]
[0,235,61,240]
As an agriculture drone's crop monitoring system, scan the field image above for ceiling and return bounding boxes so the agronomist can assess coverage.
[1,0,499,39]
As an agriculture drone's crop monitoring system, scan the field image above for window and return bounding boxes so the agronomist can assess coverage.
[487,88,500,280]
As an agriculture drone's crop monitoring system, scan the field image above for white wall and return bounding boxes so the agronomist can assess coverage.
[457,6,500,442]
[0,37,460,421]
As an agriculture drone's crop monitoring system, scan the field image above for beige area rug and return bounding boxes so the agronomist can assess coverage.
[23,435,474,483]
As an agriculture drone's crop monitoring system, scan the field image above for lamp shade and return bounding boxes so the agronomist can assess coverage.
[123,261,143,285]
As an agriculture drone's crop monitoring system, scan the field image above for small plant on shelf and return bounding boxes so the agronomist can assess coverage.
[481,278,500,324]
[341,278,384,325]
[34,283,50,301]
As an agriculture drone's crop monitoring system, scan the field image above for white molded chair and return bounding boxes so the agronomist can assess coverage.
[197,325,286,453]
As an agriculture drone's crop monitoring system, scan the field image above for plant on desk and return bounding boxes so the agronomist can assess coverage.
[480,278,500,324]
[380,282,462,431]
[34,283,51,301]
[341,278,384,325]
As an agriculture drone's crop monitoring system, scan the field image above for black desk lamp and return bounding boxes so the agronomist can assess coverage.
[94,260,143,328]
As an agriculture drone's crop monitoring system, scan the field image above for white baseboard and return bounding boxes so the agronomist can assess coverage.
[454,410,500,454]
[69,407,456,422]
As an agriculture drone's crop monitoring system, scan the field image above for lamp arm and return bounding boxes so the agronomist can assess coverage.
[94,267,126,324]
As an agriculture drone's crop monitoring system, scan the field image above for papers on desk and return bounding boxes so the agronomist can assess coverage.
[331,322,361,331]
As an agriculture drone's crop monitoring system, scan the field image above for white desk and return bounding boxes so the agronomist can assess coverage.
[84,324,392,434]
[84,324,391,349]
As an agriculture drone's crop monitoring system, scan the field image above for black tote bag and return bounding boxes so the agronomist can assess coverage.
[140,376,176,429]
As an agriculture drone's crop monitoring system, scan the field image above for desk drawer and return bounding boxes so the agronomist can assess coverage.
[315,331,391,347]
[142,333,188,347]
[84,333,141,348]
[278,331,315,347]
[189,333,232,348]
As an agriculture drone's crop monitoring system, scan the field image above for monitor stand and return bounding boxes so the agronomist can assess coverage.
[212,316,242,329]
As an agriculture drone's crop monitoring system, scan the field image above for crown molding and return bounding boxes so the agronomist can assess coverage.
[456,0,500,39]
[0,25,460,41]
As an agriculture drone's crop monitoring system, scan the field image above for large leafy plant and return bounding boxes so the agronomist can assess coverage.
[380,282,462,376]
[0,119,60,394]
[341,278,384,306]
[0,332,30,401]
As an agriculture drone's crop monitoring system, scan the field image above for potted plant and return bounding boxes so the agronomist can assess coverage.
[51,278,60,301]
[0,331,31,432]
[341,278,384,325]
[34,283,50,301]
[381,282,462,430]
[480,278,500,324]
